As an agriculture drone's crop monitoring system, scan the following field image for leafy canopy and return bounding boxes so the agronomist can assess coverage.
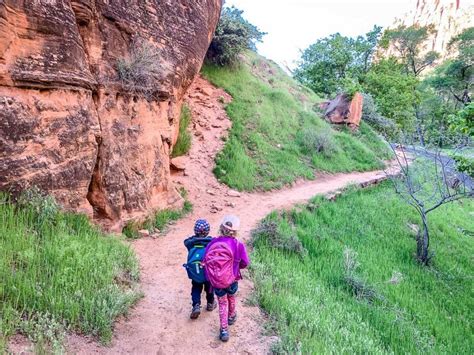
[206,6,266,66]
[380,24,440,76]
[294,26,382,97]
[426,27,473,105]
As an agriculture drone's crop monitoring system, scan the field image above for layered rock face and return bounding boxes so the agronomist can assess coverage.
[0,0,222,230]
[392,0,474,60]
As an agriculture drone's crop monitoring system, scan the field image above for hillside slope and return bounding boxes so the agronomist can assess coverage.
[202,52,390,191]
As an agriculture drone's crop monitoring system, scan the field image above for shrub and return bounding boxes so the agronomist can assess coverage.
[206,6,265,66]
[361,93,397,134]
[298,128,338,157]
[251,215,307,257]
[342,248,382,303]
[172,105,192,157]
[116,37,160,99]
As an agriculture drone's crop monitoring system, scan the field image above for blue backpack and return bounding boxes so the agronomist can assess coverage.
[184,244,207,283]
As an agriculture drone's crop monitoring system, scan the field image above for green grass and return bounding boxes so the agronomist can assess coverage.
[0,190,141,352]
[172,104,192,158]
[123,190,193,239]
[201,52,391,191]
[251,182,474,354]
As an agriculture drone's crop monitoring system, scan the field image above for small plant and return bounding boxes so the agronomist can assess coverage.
[342,248,383,303]
[172,105,192,157]
[122,196,193,239]
[251,215,307,257]
[298,128,338,157]
[116,37,160,99]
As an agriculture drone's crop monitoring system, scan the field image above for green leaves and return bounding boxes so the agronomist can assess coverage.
[206,6,266,66]
[294,26,382,97]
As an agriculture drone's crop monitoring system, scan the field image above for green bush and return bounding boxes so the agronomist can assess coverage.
[0,190,140,351]
[206,7,265,66]
[298,128,338,157]
[172,105,192,157]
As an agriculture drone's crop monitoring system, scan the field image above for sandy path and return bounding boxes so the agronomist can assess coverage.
[65,77,394,355]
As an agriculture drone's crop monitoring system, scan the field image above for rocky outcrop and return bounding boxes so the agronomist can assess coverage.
[0,0,222,230]
[319,93,363,130]
[391,0,474,60]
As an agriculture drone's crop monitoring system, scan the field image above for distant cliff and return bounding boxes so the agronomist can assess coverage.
[0,0,222,230]
[391,0,474,60]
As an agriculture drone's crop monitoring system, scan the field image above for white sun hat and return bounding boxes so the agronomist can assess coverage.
[221,214,240,231]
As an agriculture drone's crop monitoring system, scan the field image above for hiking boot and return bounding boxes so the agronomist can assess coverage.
[190,304,201,319]
[219,328,229,342]
[206,301,217,311]
[228,313,237,326]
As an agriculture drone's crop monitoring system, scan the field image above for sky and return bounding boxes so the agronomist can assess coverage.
[225,0,414,70]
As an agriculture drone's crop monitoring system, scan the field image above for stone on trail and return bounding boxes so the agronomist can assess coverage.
[227,189,241,197]
[170,157,189,171]
[201,87,213,96]
[138,229,150,237]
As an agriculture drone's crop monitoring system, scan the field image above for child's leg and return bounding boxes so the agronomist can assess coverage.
[228,294,236,318]
[191,281,204,306]
[217,294,229,330]
[228,282,238,318]
[204,281,215,305]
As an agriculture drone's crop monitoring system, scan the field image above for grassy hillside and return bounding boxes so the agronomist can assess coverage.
[251,182,474,353]
[202,52,391,191]
[0,191,141,352]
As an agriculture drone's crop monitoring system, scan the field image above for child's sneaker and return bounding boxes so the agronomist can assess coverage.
[206,301,217,311]
[219,328,229,342]
[228,313,237,325]
[190,304,201,319]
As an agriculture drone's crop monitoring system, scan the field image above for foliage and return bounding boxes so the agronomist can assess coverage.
[295,26,382,96]
[250,183,474,353]
[361,93,397,133]
[206,6,266,66]
[116,37,161,99]
[251,214,307,257]
[452,154,474,178]
[380,24,439,76]
[297,128,338,157]
[425,27,473,106]
[201,52,390,191]
[449,103,474,137]
[0,191,140,350]
[363,58,418,131]
[172,105,192,158]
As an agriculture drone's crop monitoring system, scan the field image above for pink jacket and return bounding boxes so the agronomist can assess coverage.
[205,236,249,280]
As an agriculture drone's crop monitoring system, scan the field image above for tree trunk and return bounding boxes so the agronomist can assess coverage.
[417,212,430,265]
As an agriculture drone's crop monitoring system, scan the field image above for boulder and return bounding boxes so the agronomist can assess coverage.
[0,0,222,230]
[321,92,363,130]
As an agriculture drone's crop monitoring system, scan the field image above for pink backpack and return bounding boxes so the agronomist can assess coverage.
[204,240,236,289]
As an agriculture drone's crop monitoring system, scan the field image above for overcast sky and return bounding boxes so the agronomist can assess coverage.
[225,0,414,69]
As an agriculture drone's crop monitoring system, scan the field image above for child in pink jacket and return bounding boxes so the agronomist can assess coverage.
[205,215,249,342]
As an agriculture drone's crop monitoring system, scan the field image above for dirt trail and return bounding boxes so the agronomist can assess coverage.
[66,77,394,354]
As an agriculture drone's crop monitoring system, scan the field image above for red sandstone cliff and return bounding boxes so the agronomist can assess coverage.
[0,0,222,230]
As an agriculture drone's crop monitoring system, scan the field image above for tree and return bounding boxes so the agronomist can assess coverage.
[426,27,473,105]
[363,58,418,132]
[206,6,266,66]
[294,26,382,97]
[381,25,440,77]
[381,25,441,145]
[388,142,473,265]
